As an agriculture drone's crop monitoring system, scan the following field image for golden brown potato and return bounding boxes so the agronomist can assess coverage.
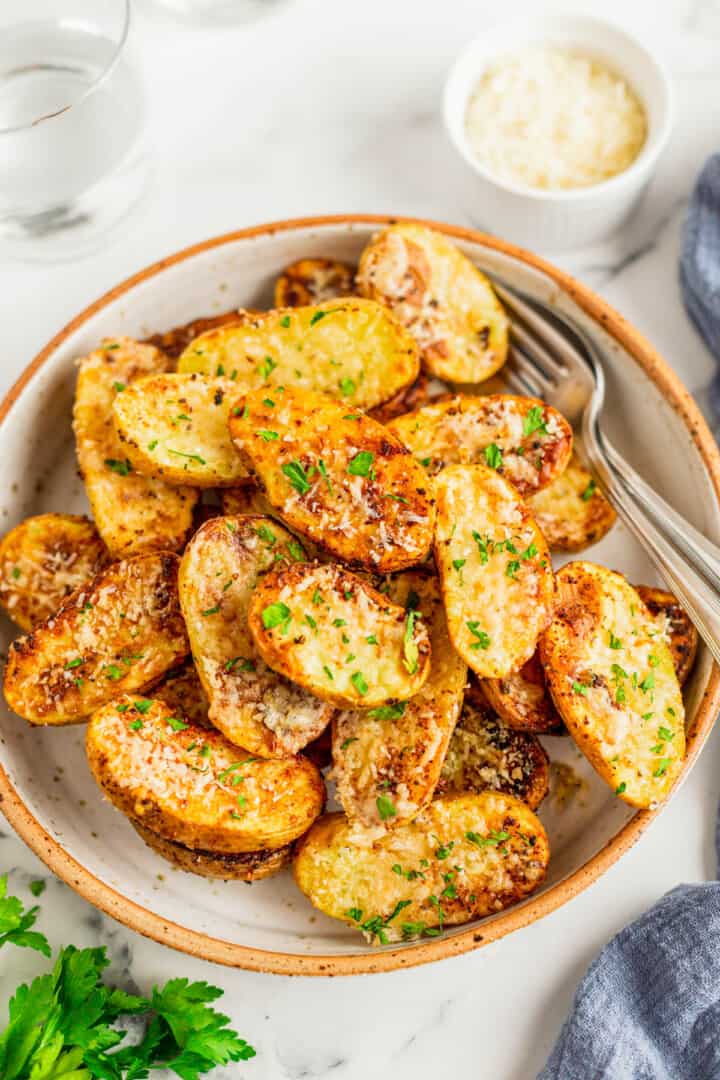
[248,563,431,709]
[179,515,334,757]
[228,385,435,572]
[131,820,292,881]
[144,310,246,359]
[113,373,250,487]
[4,553,189,725]
[437,697,550,810]
[357,223,509,383]
[0,514,109,632]
[219,485,323,561]
[332,572,466,826]
[87,697,325,852]
[481,651,563,733]
[387,394,573,496]
[539,562,686,808]
[434,464,554,678]
[152,662,210,728]
[367,374,439,425]
[274,258,356,308]
[635,586,698,688]
[526,452,616,551]
[294,792,549,943]
[177,299,420,411]
[73,337,197,557]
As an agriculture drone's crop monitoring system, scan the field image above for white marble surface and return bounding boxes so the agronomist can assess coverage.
[2,0,720,1076]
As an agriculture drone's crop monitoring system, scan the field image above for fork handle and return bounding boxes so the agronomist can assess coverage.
[584,428,720,666]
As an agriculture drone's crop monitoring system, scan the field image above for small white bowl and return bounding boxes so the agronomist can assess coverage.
[443,15,674,251]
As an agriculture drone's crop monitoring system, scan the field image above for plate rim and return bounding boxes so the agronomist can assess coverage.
[1,212,718,976]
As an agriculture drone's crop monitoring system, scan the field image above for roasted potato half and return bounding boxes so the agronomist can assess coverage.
[4,553,189,725]
[274,258,356,308]
[437,697,550,810]
[144,310,245,359]
[87,697,325,852]
[220,485,323,561]
[0,514,109,632]
[539,562,686,808]
[131,820,292,881]
[294,792,549,943]
[526,452,616,551]
[387,395,573,495]
[248,563,432,709]
[357,223,509,383]
[332,572,466,826]
[179,515,333,757]
[177,299,420,411]
[434,464,554,678]
[152,661,210,728]
[636,586,698,688]
[481,651,563,733]
[113,373,250,488]
[229,385,435,571]
[73,337,197,557]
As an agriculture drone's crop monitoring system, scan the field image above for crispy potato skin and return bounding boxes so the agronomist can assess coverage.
[4,553,189,724]
[86,697,325,852]
[131,820,292,881]
[367,374,437,425]
[179,515,334,757]
[73,337,197,557]
[388,394,572,496]
[274,258,356,308]
[481,651,564,733]
[636,586,698,688]
[248,563,431,708]
[144,310,245,359]
[434,464,555,678]
[293,792,549,942]
[527,452,616,552]
[333,572,466,826]
[357,224,509,383]
[113,373,251,487]
[152,661,210,728]
[539,562,686,808]
[229,385,435,572]
[0,514,109,632]
[177,299,420,410]
[437,698,549,810]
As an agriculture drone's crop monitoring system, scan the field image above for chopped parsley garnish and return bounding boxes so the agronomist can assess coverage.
[254,523,276,545]
[256,429,279,441]
[104,458,132,476]
[609,633,622,650]
[472,530,490,564]
[133,699,153,714]
[484,443,503,470]
[403,609,420,674]
[466,621,490,650]
[367,702,407,720]
[347,450,374,477]
[351,671,369,696]
[148,439,158,451]
[376,794,397,821]
[658,725,674,741]
[280,315,291,328]
[167,448,206,466]
[287,540,305,561]
[225,656,255,672]
[64,657,84,670]
[466,829,510,848]
[615,782,627,795]
[317,458,332,492]
[639,673,655,693]
[654,759,671,778]
[366,635,379,645]
[323,665,334,681]
[522,405,549,437]
[112,381,125,393]
[130,719,143,731]
[304,613,317,630]
[11,566,21,580]
[258,355,277,380]
[167,717,188,732]
[340,737,358,750]
[572,681,589,696]
[434,839,455,860]
[339,376,356,396]
[282,459,312,494]
[201,605,220,616]
[333,618,346,627]
[452,558,466,574]
[103,664,124,681]
[581,479,597,501]
[262,601,291,632]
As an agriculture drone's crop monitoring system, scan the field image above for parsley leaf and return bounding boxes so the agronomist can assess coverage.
[484,443,503,470]
[347,451,374,478]
[403,609,420,674]
[522,405,549,438]
[281,460,311,494]
[0,874,51,957]
[376,794,397,821]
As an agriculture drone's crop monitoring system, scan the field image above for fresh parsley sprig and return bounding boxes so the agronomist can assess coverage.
[0,875,255,1080]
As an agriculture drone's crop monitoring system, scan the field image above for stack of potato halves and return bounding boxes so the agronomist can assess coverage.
[0,224,696,946]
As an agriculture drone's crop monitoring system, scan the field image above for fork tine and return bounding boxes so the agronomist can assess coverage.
[494,283,580,377]
[508,321,563,386]
[505,346,547,398]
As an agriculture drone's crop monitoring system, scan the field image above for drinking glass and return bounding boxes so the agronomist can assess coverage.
[144,0,291,27]
[0,0,149,261]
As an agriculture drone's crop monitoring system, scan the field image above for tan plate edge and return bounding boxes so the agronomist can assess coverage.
[1,213,719,976]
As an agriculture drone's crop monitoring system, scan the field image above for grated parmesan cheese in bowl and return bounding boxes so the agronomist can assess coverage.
[464,48,647,191]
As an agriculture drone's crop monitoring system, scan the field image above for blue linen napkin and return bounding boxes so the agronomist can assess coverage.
[540,162,720,1079]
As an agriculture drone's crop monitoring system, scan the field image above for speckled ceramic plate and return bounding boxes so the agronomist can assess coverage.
[1,215,719,975]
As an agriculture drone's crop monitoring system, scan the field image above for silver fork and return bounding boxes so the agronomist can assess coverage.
[493,279,720,667]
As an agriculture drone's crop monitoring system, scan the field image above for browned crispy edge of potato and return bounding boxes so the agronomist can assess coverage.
[635,585,698,687]
[144,310,253,359]
[274,258,356,308]
[131,819,291,881]
[480,651,564,734]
